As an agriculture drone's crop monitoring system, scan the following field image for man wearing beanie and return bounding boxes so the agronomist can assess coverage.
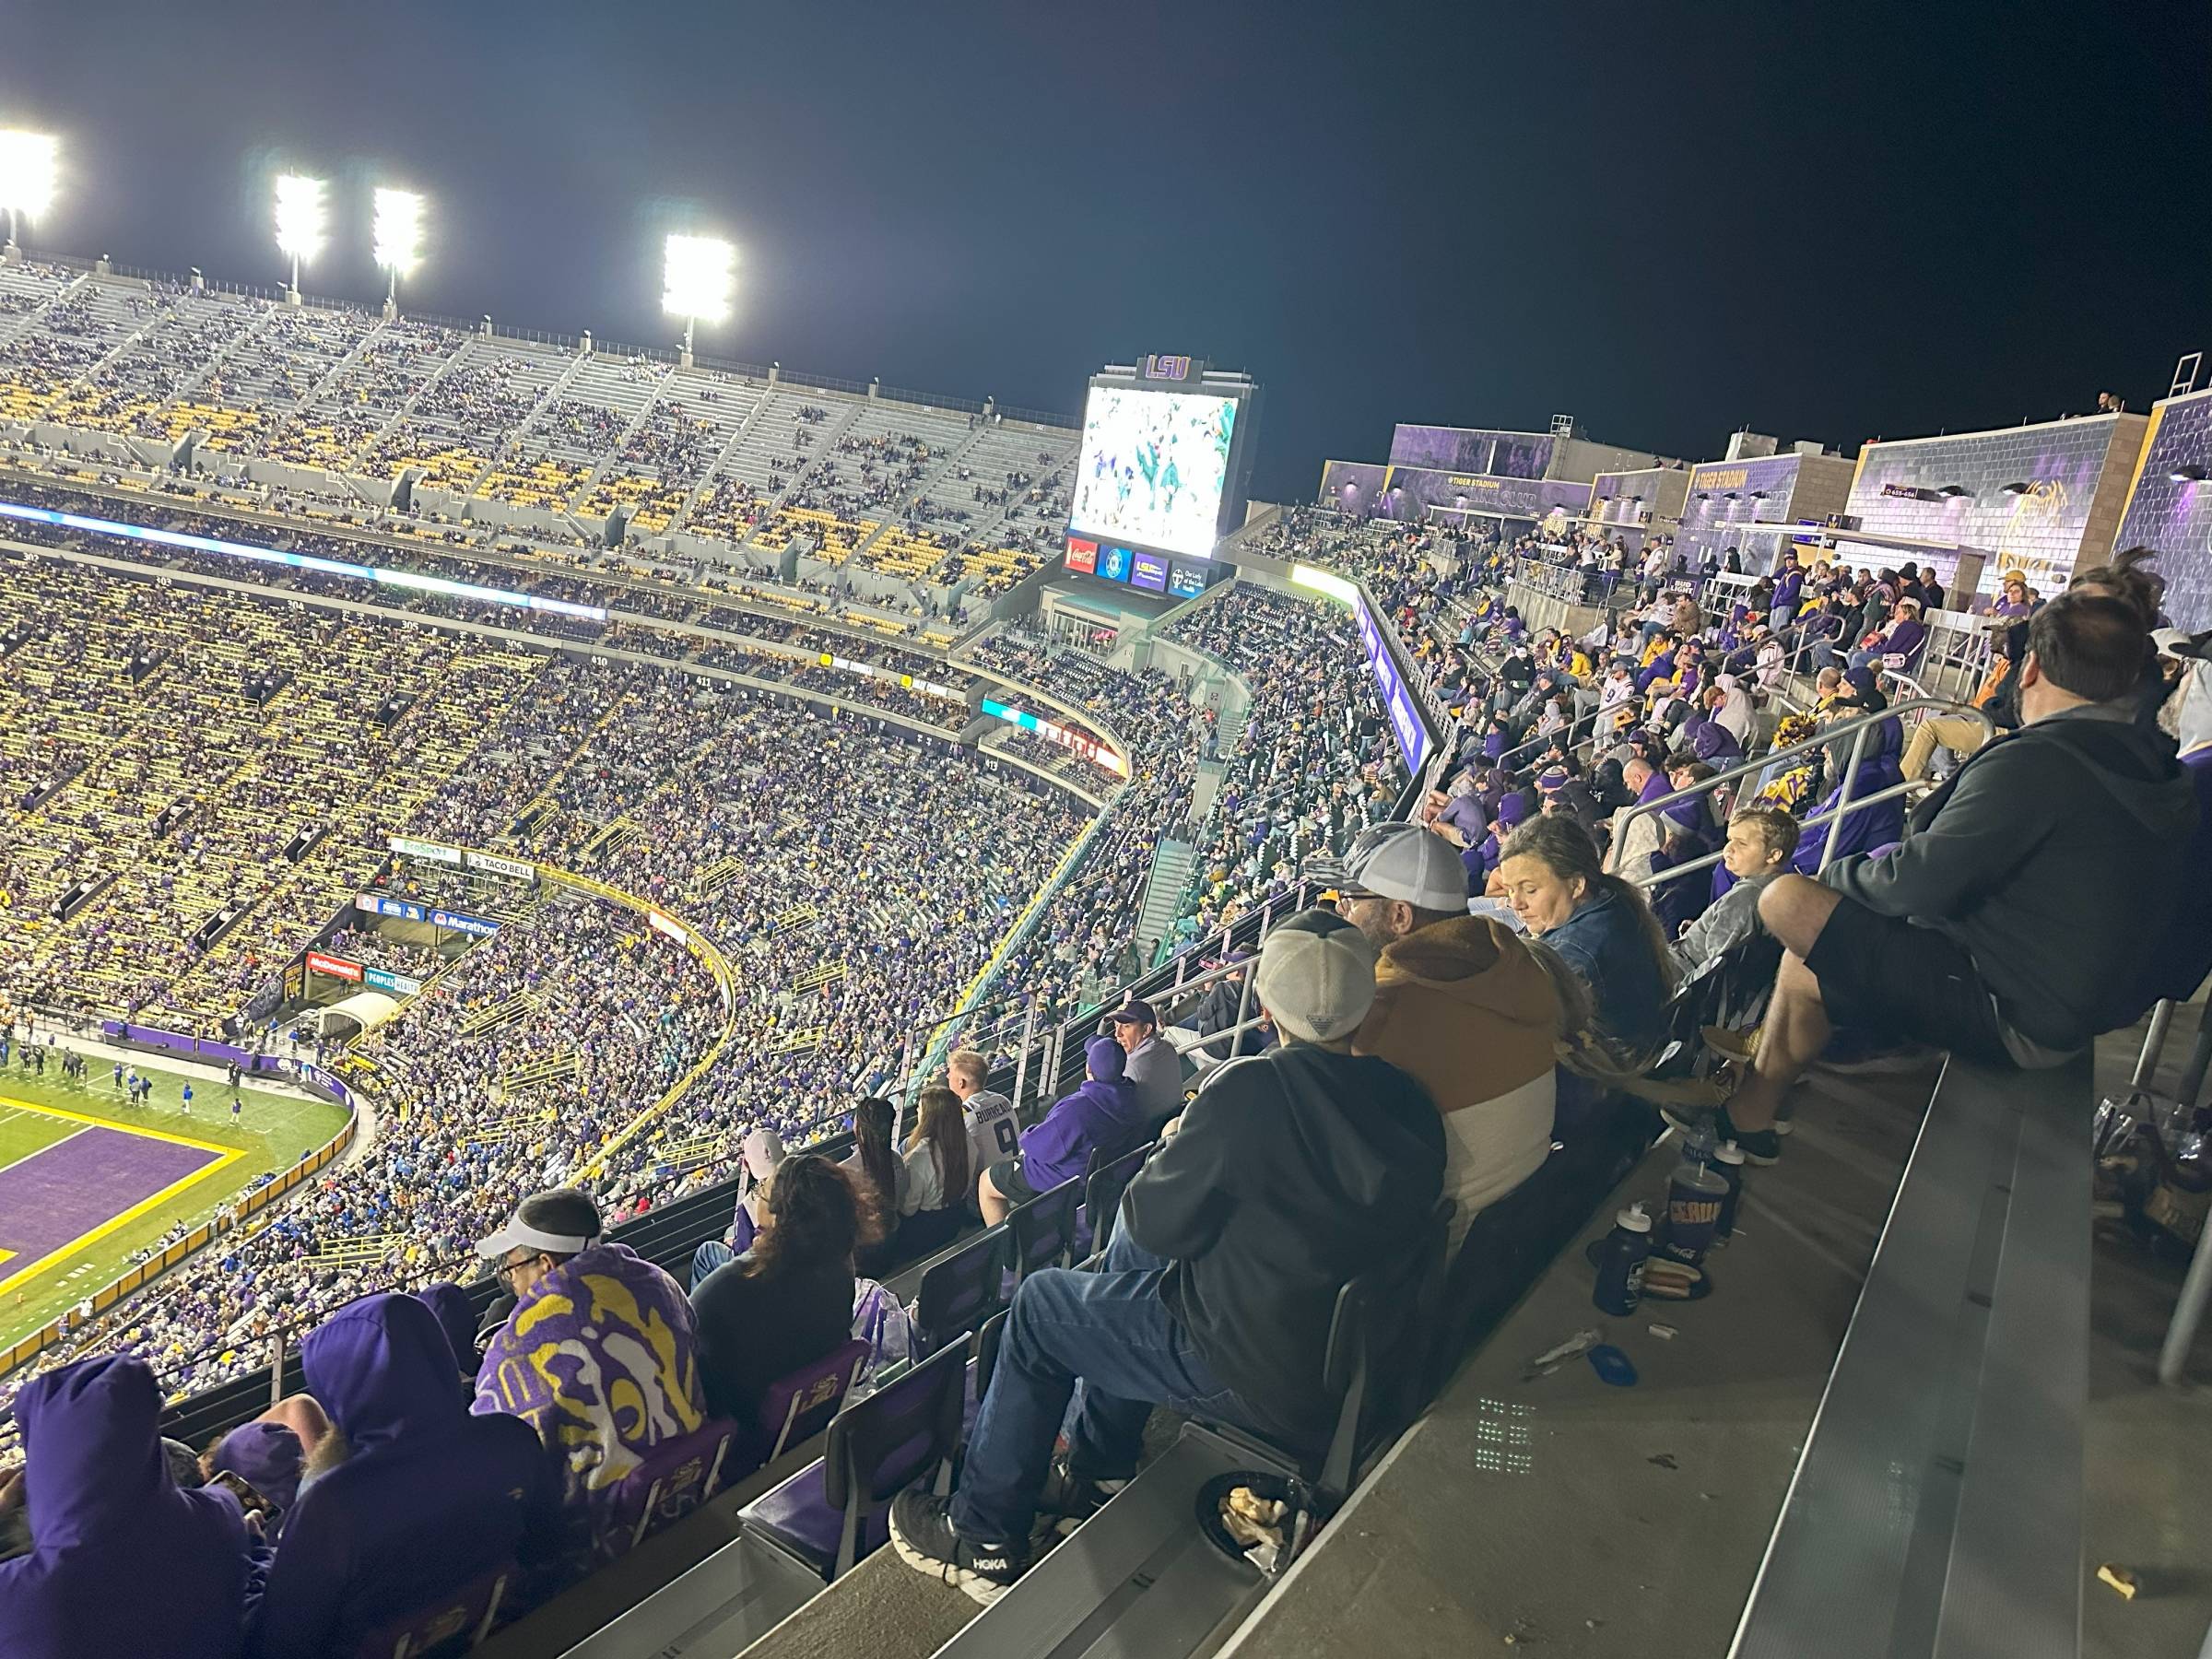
[897,911,1442,1604]
[978,1034,1144,1225]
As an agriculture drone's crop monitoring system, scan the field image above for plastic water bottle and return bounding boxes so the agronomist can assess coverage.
[1660,1149,1730,1267]
[1592,1202,1653,1314]
[1712,1141,1746,1241]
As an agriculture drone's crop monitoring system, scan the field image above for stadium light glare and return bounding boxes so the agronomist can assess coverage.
[373,187,424,315]
[273,172,325,302]
[662,233,735,362]
[0,129,59,254]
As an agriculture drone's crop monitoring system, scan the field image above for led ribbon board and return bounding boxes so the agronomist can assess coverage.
[0,500,609,621]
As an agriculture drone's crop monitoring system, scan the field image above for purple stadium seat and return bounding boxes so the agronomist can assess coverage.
[912,1227,1007,1359]
[595,1418,737,1564]
[741,1334,971,1581]
[1007,1175,1082,1283]
[731,1337,869,1476]
[1075,1141,1151,1258]
[349,1565,508,1659]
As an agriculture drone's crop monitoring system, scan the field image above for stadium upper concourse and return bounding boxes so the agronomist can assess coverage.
[1,232,2209,1659]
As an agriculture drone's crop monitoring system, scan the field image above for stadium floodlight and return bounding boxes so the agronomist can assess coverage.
[0,129,59,259]
[372,187,424,318]
[662,233,735,365]
[273,172,326,304]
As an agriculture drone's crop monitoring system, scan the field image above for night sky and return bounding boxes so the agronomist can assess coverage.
[3,1,2206,501]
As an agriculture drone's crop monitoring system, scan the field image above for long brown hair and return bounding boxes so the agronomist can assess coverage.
[852,1097,900,1209]
[905,1087,971,1210]
[745,1154,880,1279]
[1500,815,1679,994]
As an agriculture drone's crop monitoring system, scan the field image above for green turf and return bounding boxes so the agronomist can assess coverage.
[0,1053,351,1349]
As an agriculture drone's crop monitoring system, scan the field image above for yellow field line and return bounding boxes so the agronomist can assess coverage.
[0,1094,239,1157]
[0,1140,244,1300]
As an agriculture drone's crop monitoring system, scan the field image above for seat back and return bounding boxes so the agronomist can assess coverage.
[596,1418,737,1563]
[822,1334,974,1576]
[1316,1195,1453,1499]
[1007,1176,1083,1282]
[738,1337,868,1474]
[352,1565,508,1659]
[1080,1142,1151,1256]
[975,1308,1009,1404]
[912,1227,1007,1358]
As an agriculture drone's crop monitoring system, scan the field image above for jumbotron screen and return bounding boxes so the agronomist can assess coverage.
[1067,386,1239,560]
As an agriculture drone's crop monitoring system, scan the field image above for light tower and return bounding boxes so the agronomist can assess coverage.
[0,130,58,265]
[273,172,325,306]
[372,187,423,321]
[662,233,735,369]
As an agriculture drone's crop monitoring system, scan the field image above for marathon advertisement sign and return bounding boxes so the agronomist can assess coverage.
[306,950,364,983]
[430,907,500,937]
[466,850,536,883]
[355,893,500,936]
[388,835,465,866]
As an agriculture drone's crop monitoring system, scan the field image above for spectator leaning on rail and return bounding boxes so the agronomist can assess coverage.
[1316,823,1558,1256]
[1668,570,2199,1166]
[249,1293,559,1659]
[891,909,1443,1603]
[0,1356,255,1659]
[469,1188,709,1547]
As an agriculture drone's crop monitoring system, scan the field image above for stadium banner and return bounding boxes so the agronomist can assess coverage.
[1355,595,1431,771]
[647,909,688,945]
[358,893,428,921]
[429,907,500,937]
[465,849,536,883]
[1385,425,1556,478]
[306,950,364,982]
[363,966,424,995]
[389,835,465,866]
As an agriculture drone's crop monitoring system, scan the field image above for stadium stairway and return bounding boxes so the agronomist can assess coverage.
[1131,839,1196,963]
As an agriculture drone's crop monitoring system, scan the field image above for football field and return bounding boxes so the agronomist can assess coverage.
[0,1055,351,1349]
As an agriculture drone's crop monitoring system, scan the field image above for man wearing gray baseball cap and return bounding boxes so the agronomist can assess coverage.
[890,908,1443,1603]
[1314,822,1560,1256]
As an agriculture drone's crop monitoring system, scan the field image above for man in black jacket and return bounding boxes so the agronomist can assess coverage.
[890,911,1442,1604]
[1671,580,2198,1165]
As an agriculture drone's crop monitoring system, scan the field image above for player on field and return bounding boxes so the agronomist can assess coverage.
[181,1082,193,1115]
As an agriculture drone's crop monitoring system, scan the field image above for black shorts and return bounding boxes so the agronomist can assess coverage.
[1804,895,2014,1064]
[985,1157,1039,1206]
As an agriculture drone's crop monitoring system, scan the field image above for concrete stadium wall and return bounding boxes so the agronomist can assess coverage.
[2116,387,2212,630]
[1841,413,2148,600]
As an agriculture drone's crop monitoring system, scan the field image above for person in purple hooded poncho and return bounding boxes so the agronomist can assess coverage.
[0,1356,254,1659]
[248,1294,559,1659]
[979,1037,1144,1224]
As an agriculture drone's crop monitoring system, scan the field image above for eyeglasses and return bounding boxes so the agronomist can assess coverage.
[494,1252,544,1285]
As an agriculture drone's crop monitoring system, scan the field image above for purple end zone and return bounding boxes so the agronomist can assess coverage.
[0,1126,221,1271]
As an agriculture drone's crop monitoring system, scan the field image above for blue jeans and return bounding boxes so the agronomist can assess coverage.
[690,1238,734,1289]
[949,1233,1252,1546]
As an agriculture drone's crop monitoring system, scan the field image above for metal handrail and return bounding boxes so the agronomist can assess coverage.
[1611,695,1996,888]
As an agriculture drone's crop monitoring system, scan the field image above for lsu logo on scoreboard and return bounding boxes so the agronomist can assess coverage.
[1142,354,1193,382]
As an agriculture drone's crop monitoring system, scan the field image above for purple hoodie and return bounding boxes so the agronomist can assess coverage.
[248,1294,557,1659]
[1019,1038,1145,1192]
[0,1356,253,1659]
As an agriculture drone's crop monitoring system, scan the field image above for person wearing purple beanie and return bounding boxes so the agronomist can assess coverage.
[978,1036,1144,1224]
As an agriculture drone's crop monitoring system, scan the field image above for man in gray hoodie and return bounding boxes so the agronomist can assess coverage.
[1673,582,2198,1165]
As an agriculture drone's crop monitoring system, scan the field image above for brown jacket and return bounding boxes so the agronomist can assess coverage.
[1353,916,1559,1248]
